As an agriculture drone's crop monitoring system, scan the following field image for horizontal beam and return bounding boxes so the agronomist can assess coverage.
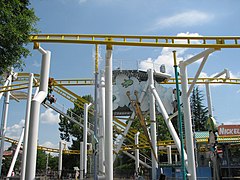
[161,77,240,85]
[30,34,240,48]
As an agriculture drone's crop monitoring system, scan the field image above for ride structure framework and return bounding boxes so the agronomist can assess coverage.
[1,34,240,180]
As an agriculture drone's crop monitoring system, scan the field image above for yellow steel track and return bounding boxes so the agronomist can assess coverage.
[30,34,240,48]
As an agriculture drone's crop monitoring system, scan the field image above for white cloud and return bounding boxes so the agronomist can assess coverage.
[154,10,214,29]
[41,141,59,149]
[33,60,41,68]
[40,109,60,124]
[139,32,202,75]
[6,119,25,140]
[78,0,87,4]
[220,118,240,125]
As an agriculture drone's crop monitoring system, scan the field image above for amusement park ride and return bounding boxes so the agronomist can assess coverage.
[1,34,240,180]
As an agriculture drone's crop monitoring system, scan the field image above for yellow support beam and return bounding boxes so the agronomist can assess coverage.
[162,77,240,85]
[30,34,240,48]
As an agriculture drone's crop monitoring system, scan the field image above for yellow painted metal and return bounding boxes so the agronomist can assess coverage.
[2,136,93,154]
[161,77,240,85]
[52,84,94,115]
[30,34,240,48]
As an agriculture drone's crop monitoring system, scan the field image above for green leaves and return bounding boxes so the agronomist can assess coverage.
[0,0,38,74]
[190,86,209,131]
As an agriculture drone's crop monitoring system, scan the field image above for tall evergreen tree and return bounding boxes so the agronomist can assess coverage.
[190,86,208,131]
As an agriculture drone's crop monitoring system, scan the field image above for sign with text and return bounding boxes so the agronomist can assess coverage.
[218,125,240,136]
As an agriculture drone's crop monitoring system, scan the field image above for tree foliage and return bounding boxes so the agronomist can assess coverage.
[0,0,38,74]
[58,95,93,170]
[190,86,208,131]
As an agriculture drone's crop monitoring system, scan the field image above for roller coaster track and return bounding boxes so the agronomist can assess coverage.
[2,77,240,94]
[30,34,240,48]
[0,136,86,154]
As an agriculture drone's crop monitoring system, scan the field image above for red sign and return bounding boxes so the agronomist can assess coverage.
[218,125,240,136]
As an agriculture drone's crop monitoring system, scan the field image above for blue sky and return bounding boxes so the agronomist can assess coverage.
[1,0,240,150]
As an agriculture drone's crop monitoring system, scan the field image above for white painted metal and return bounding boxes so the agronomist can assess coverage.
[183,48,216,66]
[148,69,158,180]
[83,103,92,177]
[7,127,24,177]
[0,74,12,175]
[205,83,213,116]
[113,80,149,161]
[175,154,178,164]
[21,73,33,180]
[0,74,12,101]
[187,55,209,97]
[80,142,84,180]
[99,71,105,174]
[105,47,113,180]
[167,145,172,165]
[135,132,140,175]
[123,151,151,169]
[149,84,188,162]
[58,141,63,179]
[206,69,230,117]
[179,62,196,180]
[179,48,216,180]
[25,47,51,180]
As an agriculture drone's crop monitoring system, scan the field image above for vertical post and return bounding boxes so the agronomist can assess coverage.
[80,142,84,180]
[99,71,105,175]
[94,44,99,180]
[46,153,49,178]
[0,74,12,175]
[7,127,24,177]
[148,69,158,180]
[83,103,92,177]
[105,44,113,180]
[206,83,213,117]
[58,141,63,179]
[25,46,51,180]
[173,51,187,180]
[175,154,178,164]
[167,145,172,165]
[21,73,33,180]
[179,62,197,180]
[135,132,140,176]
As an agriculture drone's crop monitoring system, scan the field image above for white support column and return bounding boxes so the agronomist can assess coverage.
[206,68,229,117]
[148,69,158,180]
[83,103,92,177]
[179,62,196,180]
[0,74,12,175]
[149,85,188,162]
[7,127,25,177]
[187,55,209,97]
[21,73,34,180]
[105,45,113,180]
[58,141,63,179]
[205,83,213,117]
[167,145,172,165]
[135,132,140,175]
[80,142,84,180]
[99,71,105,174]
[175,154,178,164]
[25,46,51,180]
[178,48,216,180]
[0,74,12,101]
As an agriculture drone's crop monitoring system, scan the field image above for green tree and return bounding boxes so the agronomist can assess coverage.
[58,95,93,170]
[190,86,208,131]
[0,0,38,74]
[36,150,47,172]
